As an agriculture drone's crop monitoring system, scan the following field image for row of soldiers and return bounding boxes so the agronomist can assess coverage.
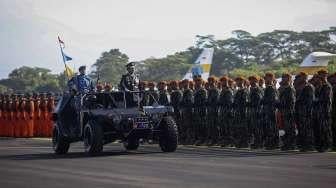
[136,70,336,152]
[0,93,55,137]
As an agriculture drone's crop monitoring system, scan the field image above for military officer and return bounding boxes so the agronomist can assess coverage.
[119,62,139,92]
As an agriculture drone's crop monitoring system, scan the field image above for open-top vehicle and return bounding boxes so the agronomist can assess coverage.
[52,91,178,155]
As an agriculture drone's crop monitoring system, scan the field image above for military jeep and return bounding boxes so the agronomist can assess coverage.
[52,91,178,154]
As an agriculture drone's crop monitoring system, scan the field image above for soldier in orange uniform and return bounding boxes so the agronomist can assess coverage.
[46,92,55,137]
[11,94,19,137]
[3,95,10,137]
[18,94,28,137]
[25,93,35,137]
[33,93,41,137]
[39,93,48,137]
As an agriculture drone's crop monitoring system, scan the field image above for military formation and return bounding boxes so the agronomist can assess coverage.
[137,70,336,152]
[0,92,55,137]
[1,62,336,153]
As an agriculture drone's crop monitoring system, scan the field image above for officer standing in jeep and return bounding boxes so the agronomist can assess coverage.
[119,62,139,92]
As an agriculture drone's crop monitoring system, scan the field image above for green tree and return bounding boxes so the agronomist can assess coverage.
[91,49,129,86]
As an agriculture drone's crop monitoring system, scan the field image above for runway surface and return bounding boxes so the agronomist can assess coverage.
[0,138,335,188]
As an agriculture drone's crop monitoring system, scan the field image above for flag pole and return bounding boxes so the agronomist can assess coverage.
[58,36,70,81]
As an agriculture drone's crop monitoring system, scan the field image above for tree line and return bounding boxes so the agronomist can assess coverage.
[1,27,336,93]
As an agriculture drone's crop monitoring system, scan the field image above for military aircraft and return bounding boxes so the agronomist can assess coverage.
[182,48,214,80]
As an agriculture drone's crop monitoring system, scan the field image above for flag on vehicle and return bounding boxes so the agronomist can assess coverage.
[58,36,74,79]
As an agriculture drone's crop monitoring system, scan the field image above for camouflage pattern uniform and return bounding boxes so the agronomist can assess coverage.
[330,76,336,151]
[296,81,315,151]
[233,80,249,148]
[170,82,183,142]
[193,80,208,145]
[158,82,170,106]
[218,85,234,146]
[148,82,159,106]
[278,83,296,150]
[180,81,194,144]
[206,83,220,145]
[248,83,263,149]
[315,81,332,152]
[262,84,279,149]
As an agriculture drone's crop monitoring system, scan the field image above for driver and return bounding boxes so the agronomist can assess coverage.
[119,62,139,91]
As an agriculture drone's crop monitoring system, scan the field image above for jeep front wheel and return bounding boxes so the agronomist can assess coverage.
[83,122,103,154]
[159,116,178,152]
[52,125,70,154]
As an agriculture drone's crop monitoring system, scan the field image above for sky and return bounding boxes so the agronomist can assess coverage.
[0,0,335,78]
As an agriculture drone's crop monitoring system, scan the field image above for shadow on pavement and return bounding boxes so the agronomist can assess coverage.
[0,150,163,161]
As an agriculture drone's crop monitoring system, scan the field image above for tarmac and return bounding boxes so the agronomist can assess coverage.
[0,138,335,188]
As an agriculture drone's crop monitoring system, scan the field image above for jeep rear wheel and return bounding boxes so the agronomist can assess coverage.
[52,125,70,154]
[123,138,139,150]
[83,122,103,154]
[159,116,178,152]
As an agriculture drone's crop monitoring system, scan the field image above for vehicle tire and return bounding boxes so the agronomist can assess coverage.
[83,122,103,154]
[159,116,178,152]
[52,125,70,154]
[123,138,139,150]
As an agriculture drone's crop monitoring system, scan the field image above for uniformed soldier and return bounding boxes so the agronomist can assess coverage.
[33,93,41,137]
[233,77,249,148]
[278,73,296,150]
[218,76,234,147]
[328,73,336,151]
[295,72,315,151]
[46,92,55,137]
[39,93,48,137]
[157,81,170,105]
[170,81,183,143]
[119,62,139,92]
[206,76,220,145]
[148,82,159,106]
[139,81,149,107]
[193,78,207,146]
[180,79,194,144]
[248,76,263,149]
[12,94,19,137]
[68,66,94,94]
[262,73,279,150]
[314,70,332,152]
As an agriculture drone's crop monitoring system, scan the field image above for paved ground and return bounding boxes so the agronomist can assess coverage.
[0,138,335,188]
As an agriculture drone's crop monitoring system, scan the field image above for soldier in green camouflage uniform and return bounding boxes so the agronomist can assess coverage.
[218,76,234,147]
[278,73,296,150]
[314,70,332,152]
[328,73,336,151]
[233,77,249,148]
[147,82,159,106]
[157,81,170,106]
[262,73,279,150]
[193,78,208,146]
[170,81,183,143]
[180,79,194,144]
[206,76,220,145]
[248,76,263,149]
[295,72,315,152]
[139,81,149,107]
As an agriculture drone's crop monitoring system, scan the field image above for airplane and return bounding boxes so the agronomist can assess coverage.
[297,51,336,74]
[182,48,214,80]
[275,51,336,88]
